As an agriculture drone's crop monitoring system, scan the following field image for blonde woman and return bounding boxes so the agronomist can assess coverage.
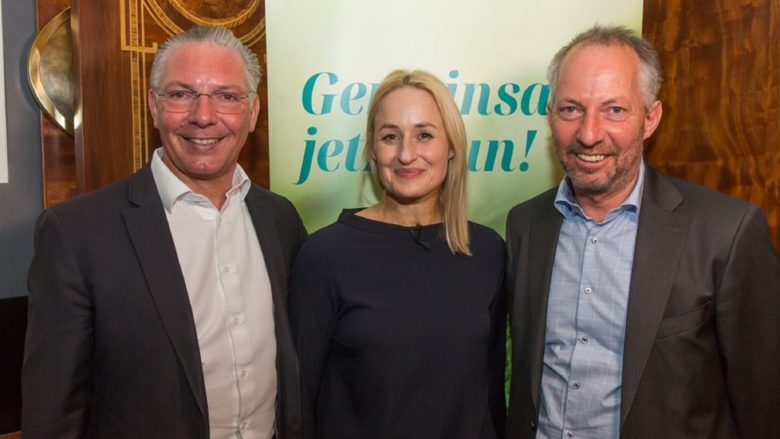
[289,69,505,439]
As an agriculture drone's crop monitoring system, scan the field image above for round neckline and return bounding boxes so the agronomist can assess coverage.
[339,208,443,236]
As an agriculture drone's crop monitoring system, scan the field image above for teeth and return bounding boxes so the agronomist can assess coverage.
[577,153,605,162]
[190,138,218,145]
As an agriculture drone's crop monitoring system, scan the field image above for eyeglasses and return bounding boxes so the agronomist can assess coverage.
[155,90,255,114]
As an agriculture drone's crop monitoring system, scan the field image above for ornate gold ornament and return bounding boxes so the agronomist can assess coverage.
[27,8,74,135]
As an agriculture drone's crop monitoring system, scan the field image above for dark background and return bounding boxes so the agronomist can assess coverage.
[1,0,42,300]
[0,0,41,433]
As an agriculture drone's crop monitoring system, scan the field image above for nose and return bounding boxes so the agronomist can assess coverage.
[397,136,417,164]
[576,111,605,147]
[188,94,219,127]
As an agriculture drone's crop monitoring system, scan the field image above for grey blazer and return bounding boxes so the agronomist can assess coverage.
[22,164,307,439]
[505,167,780,438]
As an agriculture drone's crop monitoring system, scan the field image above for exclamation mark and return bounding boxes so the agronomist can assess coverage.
[519,130,537,172]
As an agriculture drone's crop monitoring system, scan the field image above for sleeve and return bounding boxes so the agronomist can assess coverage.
[504,210,516,306]
[504,205,524,309]
[488,239,508,438]
[287,199,309,258]
[22,209,93,438]
[288,239,339,439]
[715,205,780,437]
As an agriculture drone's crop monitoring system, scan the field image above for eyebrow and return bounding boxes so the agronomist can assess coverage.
[162,81,244,91]
[555,98,581,106]
[377,122,438,130]
[556,97,627,106]
[600,98,626,106]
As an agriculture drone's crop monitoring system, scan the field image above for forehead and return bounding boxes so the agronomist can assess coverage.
[160,42,247,88]
[375,86,441,122]
[557,42,641,97]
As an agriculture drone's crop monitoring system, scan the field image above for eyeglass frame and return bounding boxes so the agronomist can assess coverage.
[153,89,257,114]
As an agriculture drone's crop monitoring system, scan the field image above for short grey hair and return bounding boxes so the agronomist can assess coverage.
[547,25,662,109]
[150,25,261,92]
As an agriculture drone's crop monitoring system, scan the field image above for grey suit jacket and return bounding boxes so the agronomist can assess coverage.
[505,167,780,438]
[22,164,307,439]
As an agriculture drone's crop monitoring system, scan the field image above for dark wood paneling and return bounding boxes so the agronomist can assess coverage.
[643,0,780,250]
[0,297,27,434]
[41,119,76,206]
[70,1,270,192]
[71,1,135,192]
[41,1,271,202]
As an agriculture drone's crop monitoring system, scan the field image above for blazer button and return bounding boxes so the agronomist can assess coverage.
[530,419,537,429]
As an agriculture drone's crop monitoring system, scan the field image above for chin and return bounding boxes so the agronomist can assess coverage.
[386,191,428,205]
[388,193,423,204]
[570,174,612,193]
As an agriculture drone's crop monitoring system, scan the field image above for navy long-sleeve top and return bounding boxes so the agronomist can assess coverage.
[289,209,506,439]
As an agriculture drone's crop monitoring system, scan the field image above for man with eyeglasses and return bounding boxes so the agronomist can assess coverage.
[22,26,306,439]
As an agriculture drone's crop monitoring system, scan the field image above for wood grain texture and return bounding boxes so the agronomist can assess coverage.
[643,0,780,250]
[70,0,270,192]
[41,119,76,206]
[72,1,137,192]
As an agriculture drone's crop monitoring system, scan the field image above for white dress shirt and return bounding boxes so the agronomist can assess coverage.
[151,148,277,439]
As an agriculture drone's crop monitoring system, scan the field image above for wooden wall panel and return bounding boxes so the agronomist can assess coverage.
[69,0,269,193]
[71,1,134,192]
[643,0,780,250]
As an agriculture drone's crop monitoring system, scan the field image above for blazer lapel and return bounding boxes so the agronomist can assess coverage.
[620,169,690,425]
[121,166,208,421]
[528,200,564,413]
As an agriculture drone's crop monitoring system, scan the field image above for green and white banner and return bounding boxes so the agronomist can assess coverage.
[266,0,643,234]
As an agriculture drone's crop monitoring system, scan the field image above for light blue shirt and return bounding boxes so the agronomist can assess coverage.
[536,163,645,439]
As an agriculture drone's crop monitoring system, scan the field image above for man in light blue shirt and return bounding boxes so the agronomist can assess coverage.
[506,26,780,439]
[537,161,644,439]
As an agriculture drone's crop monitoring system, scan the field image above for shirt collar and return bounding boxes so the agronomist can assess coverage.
[554,159,646,221]
[150,147,251,212]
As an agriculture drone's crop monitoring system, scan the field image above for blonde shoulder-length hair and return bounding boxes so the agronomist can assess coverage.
[364,69,471,255]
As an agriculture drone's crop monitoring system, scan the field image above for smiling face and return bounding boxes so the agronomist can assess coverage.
[549,42,662,206]
[148,42,259,191]
[371,86,453,209]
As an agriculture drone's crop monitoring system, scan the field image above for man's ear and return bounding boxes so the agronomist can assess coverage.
[643,100,663,140]
[148,90,160,129]
[546,103,554,127]
[248,94,260,132]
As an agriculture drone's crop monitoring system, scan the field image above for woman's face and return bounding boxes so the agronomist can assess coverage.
[371,86,453,207]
